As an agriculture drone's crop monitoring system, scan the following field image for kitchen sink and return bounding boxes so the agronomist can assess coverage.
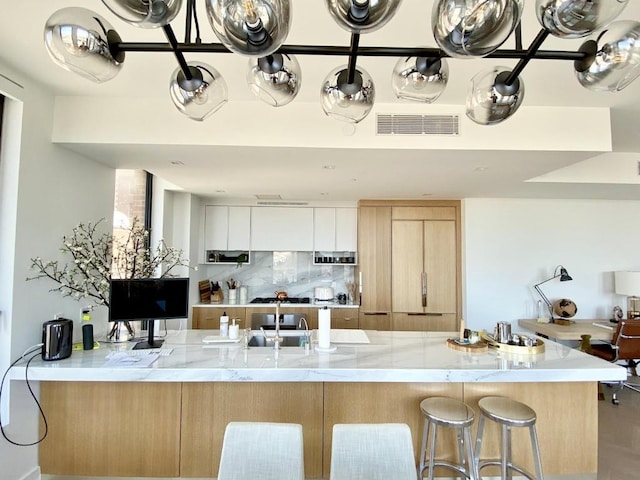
[248,334,308,347]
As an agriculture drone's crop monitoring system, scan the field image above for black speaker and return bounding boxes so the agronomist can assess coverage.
[82,324,94,350]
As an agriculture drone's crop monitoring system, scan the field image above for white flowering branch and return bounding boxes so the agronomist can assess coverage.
[27,218,190,309]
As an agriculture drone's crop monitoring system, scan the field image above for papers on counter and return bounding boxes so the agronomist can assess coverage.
[103,351,161,367]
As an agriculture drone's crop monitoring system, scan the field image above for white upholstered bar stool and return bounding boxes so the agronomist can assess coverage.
[474,396,544,480]
[217,422,305,480]
[418,397,477,480]
[330,423,417,480]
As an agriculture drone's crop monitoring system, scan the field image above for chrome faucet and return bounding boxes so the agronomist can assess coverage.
[261,301,284,350]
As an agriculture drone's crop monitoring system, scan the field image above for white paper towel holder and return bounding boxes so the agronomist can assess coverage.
[315,345,337,353]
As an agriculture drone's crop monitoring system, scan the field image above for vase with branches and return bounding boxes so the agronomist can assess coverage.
[27,218,190,339]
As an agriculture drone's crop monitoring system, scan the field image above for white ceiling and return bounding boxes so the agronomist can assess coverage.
[1,0,640,201]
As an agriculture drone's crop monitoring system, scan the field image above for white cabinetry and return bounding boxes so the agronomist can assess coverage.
[251,207,314,251]
[313,207,357,251]
[204,206,251,251]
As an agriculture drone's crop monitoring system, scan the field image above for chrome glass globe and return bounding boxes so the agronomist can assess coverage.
[536,0,629,39]
[325,0,403,34]
[247,53,301,106]
[391,56,448,103]
[432,0,524,58]
[102,0,183,28]
[206,0,291,57]
[321,65,375,123]
[44,7,124,83]
[169,62,228,121]
[576,20,640,92]
[466,67,524,125]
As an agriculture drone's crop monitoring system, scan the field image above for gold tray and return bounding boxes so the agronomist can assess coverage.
[480,331,545,354]
[446,338,489,353]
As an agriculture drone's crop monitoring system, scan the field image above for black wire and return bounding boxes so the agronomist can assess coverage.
[0,348,49,446]
[193,0,202,44]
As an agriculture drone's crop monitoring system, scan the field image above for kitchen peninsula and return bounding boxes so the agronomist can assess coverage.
[13,330,624,479]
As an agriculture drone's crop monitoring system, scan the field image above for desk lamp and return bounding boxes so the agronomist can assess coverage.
[534,265,573,322]
[614,271,640,319]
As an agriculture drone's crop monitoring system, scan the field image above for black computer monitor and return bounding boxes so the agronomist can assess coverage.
[109,278,189,350]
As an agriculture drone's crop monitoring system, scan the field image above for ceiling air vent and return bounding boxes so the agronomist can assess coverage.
[376,114,459,136]
[256,201,309,206]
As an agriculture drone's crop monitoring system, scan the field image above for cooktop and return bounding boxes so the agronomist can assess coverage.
[250,297,311,304]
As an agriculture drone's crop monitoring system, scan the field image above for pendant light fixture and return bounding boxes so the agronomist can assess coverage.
[466,67,524,125]
[206,0,291,57]
[44,7,124,83]
[169,61,228,120]
[432,0,524,58]
[43,1,640,125]
[247,53,301,106]
[102,0,183,28]
[391,56,449,103]
[325,0,403,34]
[575,20,640,92]
[536,0,629,39]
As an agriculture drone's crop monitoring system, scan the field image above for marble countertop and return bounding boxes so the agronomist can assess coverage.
[196,303,359,308]
[11,330,626,383]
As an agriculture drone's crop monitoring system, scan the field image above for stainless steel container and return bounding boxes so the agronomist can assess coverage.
[495,321,511,344]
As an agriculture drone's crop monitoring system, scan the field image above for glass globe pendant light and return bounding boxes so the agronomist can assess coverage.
[321,65,375,123]
[466,67,525,125]
[536,0,629,39]
[247,53,301,106]
[44,7,124,83]
[432,0,524,58]
[575,20,640,92]
[101,0,183,28]
[325,0,403,34]
[391,56,448,103]
[206,0,291,57]
[169,62,228,121]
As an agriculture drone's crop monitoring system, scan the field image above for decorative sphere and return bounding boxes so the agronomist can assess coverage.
[553,298,577,318]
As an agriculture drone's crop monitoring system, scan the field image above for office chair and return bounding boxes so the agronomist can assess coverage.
[217,422,305,480]
[329,423,417,480]
[589,319,640,405]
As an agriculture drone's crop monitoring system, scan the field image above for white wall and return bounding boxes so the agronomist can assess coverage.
[0,61,115,480]
[463,198,640,332]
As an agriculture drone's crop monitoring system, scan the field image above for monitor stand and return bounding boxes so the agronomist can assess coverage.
[132,319,164,350]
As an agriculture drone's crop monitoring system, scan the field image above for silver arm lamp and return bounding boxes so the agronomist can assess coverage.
[534,266,573,322]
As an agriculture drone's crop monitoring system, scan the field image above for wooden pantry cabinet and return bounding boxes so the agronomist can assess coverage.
[357,205,392,330]
[391,205,459,331]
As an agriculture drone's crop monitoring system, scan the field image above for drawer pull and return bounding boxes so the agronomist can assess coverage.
[363,312,389,316]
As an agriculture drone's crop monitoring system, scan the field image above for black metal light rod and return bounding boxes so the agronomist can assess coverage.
[115,41,585,62]
[346,33,361,84]
[505,28,551,86]
[162,25,192,80]
[185,0,194,43]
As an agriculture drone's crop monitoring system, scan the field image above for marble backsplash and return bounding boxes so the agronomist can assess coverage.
[199,251,356,301]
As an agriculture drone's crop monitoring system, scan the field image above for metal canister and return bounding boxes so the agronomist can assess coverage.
[496,321,512,343]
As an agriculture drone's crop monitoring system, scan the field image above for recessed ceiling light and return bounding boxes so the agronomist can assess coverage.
[474,166,489,172]
[323,165,336,170]
[170,160,184,165]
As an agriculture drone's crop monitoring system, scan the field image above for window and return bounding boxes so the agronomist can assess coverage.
[112,169,152,278]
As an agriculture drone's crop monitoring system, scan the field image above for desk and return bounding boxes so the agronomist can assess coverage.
[518,319,615,342]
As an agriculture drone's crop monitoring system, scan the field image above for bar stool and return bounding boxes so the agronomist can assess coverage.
[418,397,477,480]
[474,396,544,480]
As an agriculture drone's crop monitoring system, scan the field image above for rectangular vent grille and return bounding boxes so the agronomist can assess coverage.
[256,201,309,206]
[376,114,459,136]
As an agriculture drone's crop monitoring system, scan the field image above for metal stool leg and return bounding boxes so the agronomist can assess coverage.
[456,429,466,480]
[419,418,429,477]
[427,421,438,480]
[463,425,477,480]
[529,424,544,480]
[501,424,509,480]
[474,415,485,476]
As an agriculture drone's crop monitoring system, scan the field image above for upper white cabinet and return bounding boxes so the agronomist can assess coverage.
[251,207,314,251]
[314,207,357,251]
[204,206,251,251]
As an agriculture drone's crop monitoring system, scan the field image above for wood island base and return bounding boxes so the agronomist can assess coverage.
[39,381,597,478]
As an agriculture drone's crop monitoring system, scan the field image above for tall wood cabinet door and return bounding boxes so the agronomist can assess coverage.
[424,220,457,314]
[358,206,392,312]
[391,220,425,313]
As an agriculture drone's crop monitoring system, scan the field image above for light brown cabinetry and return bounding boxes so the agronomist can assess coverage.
[330,308,360,329]
[192,306,247,329]
[391,206,458,331]
[357,206,392,330]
